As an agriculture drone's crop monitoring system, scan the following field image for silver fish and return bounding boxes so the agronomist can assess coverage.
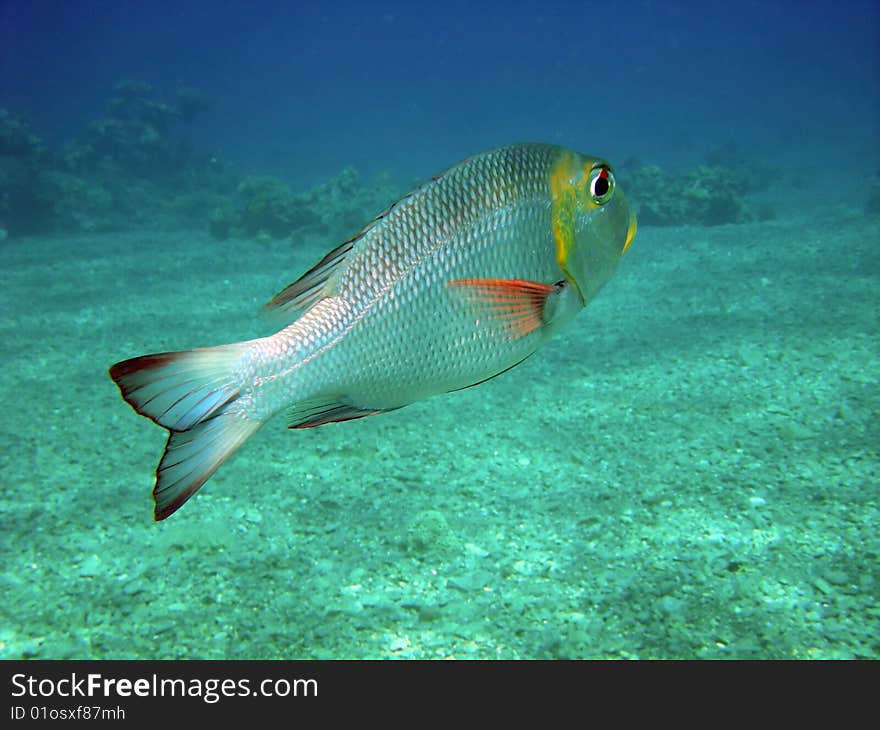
[110,143,637,519]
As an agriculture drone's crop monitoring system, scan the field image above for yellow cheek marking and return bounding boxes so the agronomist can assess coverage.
[622,213,637,255]
[549,151,578,278]
[550,153,597,304]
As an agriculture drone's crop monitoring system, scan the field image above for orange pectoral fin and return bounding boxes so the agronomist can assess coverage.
[447,278,560,338]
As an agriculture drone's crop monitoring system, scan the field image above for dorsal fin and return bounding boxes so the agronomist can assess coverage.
[261,179,430,322]
[260,192,414,322]
[261,238,356,321]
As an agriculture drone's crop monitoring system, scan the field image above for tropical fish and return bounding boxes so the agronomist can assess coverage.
[109,143,637,520]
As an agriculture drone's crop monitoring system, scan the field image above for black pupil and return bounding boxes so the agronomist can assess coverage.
[593,175,610,198]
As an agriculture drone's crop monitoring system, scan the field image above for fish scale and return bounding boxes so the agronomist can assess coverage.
[109,142,636,519]
[251,146,563,412]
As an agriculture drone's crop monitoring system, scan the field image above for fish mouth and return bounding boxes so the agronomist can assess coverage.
[622,213,637,255]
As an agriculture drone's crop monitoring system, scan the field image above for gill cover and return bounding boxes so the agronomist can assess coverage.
[549,149,635,305]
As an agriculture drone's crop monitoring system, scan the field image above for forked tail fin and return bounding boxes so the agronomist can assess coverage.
[109,344,261,520]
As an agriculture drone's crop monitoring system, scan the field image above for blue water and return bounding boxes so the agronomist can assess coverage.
[3,1,877,183]
[0,1,877,659]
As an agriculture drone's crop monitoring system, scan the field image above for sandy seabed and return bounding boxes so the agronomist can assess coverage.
[0,207,877,659]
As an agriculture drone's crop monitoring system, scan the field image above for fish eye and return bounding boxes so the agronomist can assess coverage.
[589,167,614,204]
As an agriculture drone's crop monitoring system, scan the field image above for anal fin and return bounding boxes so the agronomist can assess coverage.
[287,398,392,429]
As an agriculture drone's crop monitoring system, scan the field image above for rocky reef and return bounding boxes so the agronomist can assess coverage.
[0,108,51,236]
[66,81,221,186]
[624,162,751,227]
[0,81,234,237]
[208,166,399,242]
[622,143,775,227]
[2,95,786,241]
[0,81,400,243]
